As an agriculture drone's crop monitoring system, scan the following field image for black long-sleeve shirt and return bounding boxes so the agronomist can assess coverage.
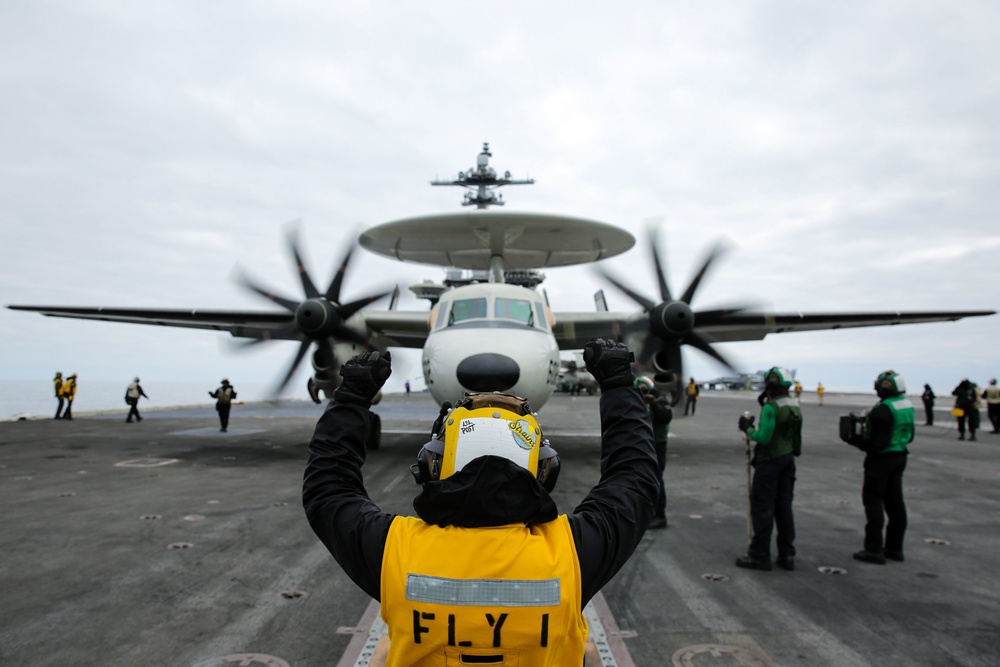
[302,386,659,607]
[865,402,895,452]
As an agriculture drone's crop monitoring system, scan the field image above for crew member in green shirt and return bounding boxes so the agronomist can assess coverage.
[737,367,802,571]
[853,370,914,565]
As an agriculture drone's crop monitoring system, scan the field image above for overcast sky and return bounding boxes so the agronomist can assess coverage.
[1,1,997,402]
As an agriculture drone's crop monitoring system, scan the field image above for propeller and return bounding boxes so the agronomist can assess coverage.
[235,224,392,399]
[597,224,748,403]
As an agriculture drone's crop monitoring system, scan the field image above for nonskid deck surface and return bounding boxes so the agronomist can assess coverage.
[2,391,997,666]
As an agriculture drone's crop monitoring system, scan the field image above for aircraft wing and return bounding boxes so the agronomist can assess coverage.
[8,304,434,349]
[7,305,298,338]
[551,312,633,349]
[552,309,996,349]
[694,310,997,343]
[360,311,430,349]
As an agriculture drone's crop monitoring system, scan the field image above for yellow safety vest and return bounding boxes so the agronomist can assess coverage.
[380,515,587,666]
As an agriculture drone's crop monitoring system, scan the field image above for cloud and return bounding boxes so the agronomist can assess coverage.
[1,1,997,403]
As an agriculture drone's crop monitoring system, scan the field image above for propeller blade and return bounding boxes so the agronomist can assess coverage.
[647,225,673,302]
[595,268,658,311]
[325,244,355,303]
[679,241,728,305]
[634,334,662,368]
[684,330,739,373]
[270,339,312,398]
[234,268,299,312]
[316,337,339,376]
[338,290,393,320]
[286,225,321,299]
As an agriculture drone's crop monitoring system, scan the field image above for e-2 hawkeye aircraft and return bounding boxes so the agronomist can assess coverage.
[7,144,995,447]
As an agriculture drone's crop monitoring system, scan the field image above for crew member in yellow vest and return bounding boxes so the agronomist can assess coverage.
[684,377,700,415]
[53,371,65,419]
[61,373,78,420]
[304,339,659,666]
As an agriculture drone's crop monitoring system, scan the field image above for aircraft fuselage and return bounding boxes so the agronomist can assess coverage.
[421,282,560,410]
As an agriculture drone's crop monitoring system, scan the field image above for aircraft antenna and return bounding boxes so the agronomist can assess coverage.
[431,142,534,209]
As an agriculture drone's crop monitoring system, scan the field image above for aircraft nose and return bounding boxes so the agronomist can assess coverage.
[456,353,521,392]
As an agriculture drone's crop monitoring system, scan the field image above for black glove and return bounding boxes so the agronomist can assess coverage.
[738,414,755,433]
[583,338,635,391]
[334,350,392,406]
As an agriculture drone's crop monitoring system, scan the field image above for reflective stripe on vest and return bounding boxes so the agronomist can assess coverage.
[380,515,587,666]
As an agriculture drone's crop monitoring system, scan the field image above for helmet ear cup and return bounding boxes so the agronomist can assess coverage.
[536,442,560,492]
[410,440,446,484]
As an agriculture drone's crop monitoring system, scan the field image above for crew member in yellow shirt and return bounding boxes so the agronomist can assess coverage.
[303,339,658,666]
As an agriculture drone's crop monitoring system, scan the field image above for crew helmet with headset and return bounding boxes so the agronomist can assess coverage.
[875,370,906,398]
[411,392,561,492]
[634,376,656,393]
[764,367,794,391]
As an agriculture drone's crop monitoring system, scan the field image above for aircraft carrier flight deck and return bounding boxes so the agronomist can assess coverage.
[2,391,998,666]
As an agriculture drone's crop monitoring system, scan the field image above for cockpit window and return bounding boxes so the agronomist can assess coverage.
[449,298,488,324]
[495,298,535,326]
[534,302,549,331]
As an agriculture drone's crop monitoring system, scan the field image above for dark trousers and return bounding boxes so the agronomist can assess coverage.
[988,404,1000,433]
[55,397,64,419]
[749,453,796,561]
[63,399,73,419]
[685,396,697,415]
[922,400,934,425]
[126,403,141,422]
[957,410,980,438]
[654,441,667,518]
[862,452,907,554]
[218,405,231,431]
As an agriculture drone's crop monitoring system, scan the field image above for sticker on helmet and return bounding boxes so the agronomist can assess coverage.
[509,419,537,450]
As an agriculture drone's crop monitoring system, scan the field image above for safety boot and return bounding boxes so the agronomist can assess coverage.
[853,550,886,565]
[735,555,772,571]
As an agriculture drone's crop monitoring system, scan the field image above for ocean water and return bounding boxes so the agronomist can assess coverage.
[0,379,276,421]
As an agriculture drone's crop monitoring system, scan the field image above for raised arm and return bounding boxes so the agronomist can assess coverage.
[567,339,659,605]
[302,351,396,600]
